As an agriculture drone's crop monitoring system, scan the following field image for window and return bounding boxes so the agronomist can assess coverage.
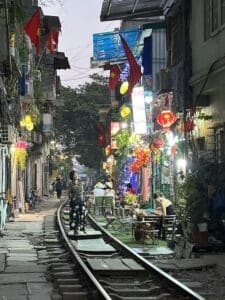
[204,0,225,40]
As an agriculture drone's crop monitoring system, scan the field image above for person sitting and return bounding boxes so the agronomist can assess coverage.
[126,183,136,194]
[153,192,174,216]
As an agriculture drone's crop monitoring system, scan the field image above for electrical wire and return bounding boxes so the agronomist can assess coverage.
[194,54,225,106]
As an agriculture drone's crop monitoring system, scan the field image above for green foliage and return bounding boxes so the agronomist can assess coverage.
[124,193,137,204]
[114,128,131,149]
[178,160,225,228]
[197,113,212,120]
[55,74,110,170]
[139,200,150,209]
[110,107,121,121]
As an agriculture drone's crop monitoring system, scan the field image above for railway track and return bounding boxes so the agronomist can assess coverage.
[46,198,206,300]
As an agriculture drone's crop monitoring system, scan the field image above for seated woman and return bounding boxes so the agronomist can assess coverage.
[153,192,174,216]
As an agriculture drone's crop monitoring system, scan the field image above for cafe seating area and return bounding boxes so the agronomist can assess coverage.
[92,197,178,246]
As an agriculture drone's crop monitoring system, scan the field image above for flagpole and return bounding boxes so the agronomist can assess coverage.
[35,47,46,70]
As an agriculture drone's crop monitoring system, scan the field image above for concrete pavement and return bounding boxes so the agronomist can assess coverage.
[0,195,61,300]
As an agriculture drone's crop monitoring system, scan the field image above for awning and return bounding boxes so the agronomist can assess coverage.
[53,52,70,70]
[100,0,163,21]
[43,15,61,31]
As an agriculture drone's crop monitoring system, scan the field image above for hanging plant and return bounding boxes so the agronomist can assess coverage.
[115,128,131,149]
[197,113,212,121]
[129,147,150,172]
[26,103,41,125]
[15,140,28,170]
[124,192,137,204]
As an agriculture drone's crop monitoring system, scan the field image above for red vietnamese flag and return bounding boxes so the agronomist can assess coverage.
[23,8,41,55]
[119,34,142,95]
[46,30,59,53]
[109,64,121,90]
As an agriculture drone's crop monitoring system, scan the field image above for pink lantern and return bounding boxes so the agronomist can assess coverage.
[16,140,28,149]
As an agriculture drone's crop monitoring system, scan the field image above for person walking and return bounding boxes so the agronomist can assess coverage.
[68,171,87,234]
[55,177,63,199]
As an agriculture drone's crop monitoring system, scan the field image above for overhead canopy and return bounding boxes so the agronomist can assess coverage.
[53,52,70,70]
[43,15,61,31]
[100,0,163,21]
[93,28,142,62]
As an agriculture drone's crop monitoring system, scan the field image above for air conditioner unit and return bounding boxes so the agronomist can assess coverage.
[0,125,14,144]
[156,69,171,91]
[33,70,41,82]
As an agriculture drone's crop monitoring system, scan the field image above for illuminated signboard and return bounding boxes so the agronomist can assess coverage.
[131,87,147,134]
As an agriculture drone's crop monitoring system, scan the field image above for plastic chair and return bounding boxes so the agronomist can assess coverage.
[94,196,104,215]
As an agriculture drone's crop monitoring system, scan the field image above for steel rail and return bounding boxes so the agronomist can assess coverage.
[57,198,112,300]
[88,213,205,300]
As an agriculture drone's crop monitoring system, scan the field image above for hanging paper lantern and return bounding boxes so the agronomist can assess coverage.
[15,148,27,170]
[15,140,28,170]
[184,117,195,132]
[20,114,34,131]
[102,162,107,170]
[26,123,34,131]
[120,105,131,119]
[120,81,129,95]
[153,137,164,149]
[105,145,111,156]
[24,115,32,124]
[156,110,177,128]
[97,133,106,147]
[150,144,159,153]
[171,144,177,155]
[16,140,28,149]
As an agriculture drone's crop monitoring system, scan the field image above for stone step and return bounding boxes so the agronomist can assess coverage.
[62,292,88,300]
[52,265,73,273]
[50,262,72,269]
[59,284,84,293]
[53,271,75,279]
[55,278,80,288]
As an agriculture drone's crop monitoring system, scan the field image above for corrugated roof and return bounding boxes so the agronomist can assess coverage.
[100,0,163,21]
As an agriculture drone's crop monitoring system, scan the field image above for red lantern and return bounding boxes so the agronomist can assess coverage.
[153,137,164,149]
[97,133,106,147]
[184,118,195,132]
[156,111,177,128]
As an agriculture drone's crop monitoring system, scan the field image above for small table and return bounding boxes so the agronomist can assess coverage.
[104,216,116,229]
